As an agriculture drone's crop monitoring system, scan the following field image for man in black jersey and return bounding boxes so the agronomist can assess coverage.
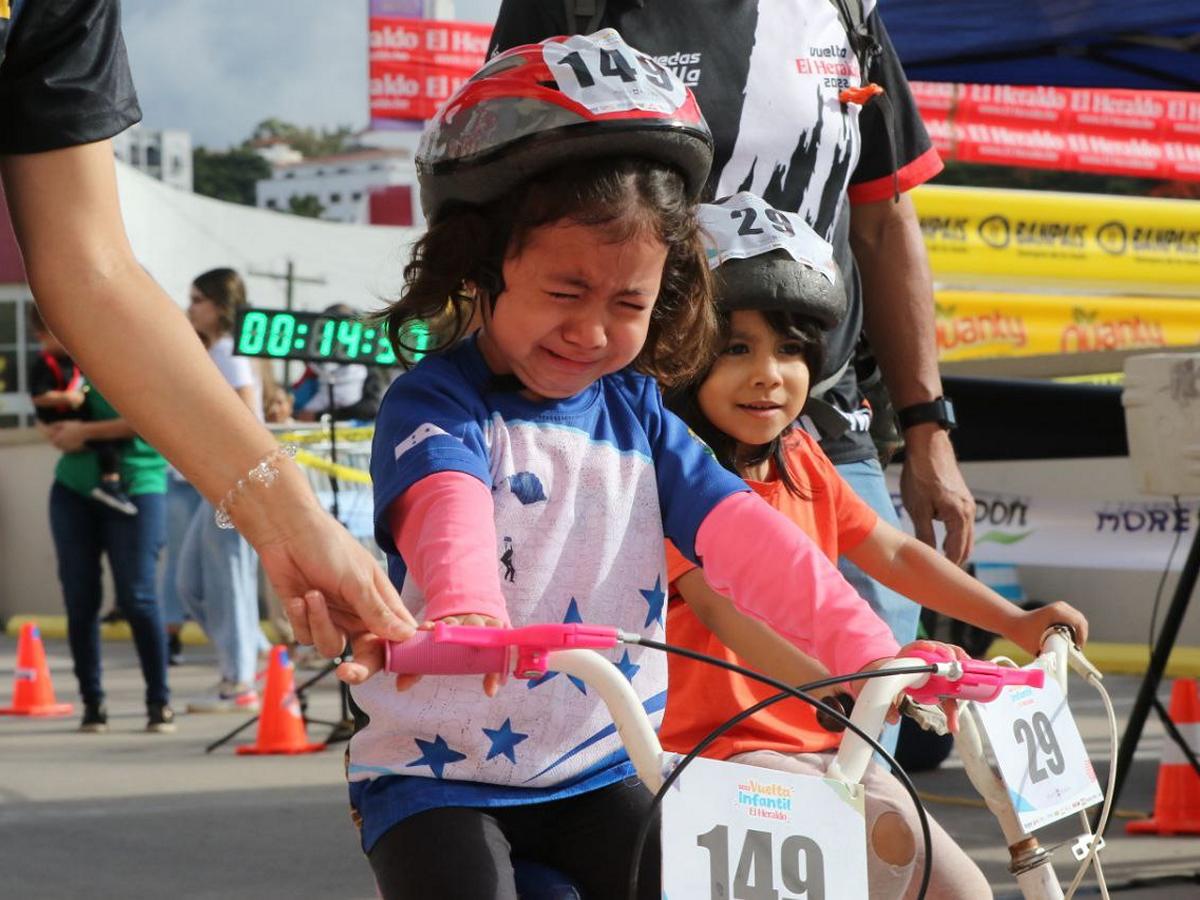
[490,1,977,755]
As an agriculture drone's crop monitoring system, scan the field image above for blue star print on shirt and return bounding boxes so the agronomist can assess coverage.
[528,598,587,694]
[615,651,640,683]
[482,718,529,764]
[406,735,467,779]
[640,576,666,628]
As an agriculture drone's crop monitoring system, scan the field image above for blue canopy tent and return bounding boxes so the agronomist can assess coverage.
[887,0,1200,90]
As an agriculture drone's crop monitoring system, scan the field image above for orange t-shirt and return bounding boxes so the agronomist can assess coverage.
[659,429,879,760]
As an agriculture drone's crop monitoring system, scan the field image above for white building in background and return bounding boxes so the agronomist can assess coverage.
[251,138,303,167]
[112,125,193,192]
[255,148,421,226]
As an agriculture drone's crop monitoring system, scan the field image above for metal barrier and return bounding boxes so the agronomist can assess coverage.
[272,422,378,555]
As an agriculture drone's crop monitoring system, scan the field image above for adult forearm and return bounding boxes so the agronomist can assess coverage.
[78,418,137,442]
[32,391,74,407]
[2,146,279,507]
[852,194,942,409]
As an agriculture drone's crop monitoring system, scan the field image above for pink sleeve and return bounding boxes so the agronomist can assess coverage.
[695,492,898,674]
[390,471,509,625]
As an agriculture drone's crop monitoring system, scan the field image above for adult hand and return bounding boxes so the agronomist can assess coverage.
[242,490,417,682]
[899,424,975,564]
[48,420,88,452]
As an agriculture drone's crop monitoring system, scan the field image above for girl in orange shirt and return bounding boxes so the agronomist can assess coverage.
[660,194,1089,899]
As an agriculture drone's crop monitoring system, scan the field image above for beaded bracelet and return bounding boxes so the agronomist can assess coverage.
[214,444,298,529]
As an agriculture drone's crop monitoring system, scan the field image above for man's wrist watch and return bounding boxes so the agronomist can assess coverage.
[897,397,957,432]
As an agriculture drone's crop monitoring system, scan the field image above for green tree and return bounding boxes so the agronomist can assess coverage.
[288,194,325,218]
[248,119,356,158]
[192,147,271,205]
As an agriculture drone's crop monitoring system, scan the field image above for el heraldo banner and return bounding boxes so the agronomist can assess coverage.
[913,185,1200,296]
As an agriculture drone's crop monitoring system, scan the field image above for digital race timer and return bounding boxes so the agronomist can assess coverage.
[233,307,430,365]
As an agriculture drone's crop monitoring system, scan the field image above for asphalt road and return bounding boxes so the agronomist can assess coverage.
[2,637,1198,899]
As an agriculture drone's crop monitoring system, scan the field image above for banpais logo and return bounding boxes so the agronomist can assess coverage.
[653,50,702,86]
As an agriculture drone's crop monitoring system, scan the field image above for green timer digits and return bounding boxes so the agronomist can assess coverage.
[234,308,430,365]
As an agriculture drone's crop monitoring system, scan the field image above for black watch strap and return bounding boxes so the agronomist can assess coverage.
[897,397,957,431]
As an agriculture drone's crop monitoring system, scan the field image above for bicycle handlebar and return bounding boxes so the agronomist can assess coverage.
[383,622,622,679]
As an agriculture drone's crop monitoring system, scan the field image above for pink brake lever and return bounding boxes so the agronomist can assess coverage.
[383,623,620,680]
[904,648,1044,704]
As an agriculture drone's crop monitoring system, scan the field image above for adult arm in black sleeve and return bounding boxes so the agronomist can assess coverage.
[0,0,140,153]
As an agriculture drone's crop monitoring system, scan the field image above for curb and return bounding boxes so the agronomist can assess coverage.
[985,639,1200,678]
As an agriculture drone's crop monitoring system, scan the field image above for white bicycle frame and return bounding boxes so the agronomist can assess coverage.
[547,628,1096,900]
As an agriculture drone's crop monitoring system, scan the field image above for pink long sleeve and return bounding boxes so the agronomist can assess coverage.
[389,471,509,624]
[695,492,898,675]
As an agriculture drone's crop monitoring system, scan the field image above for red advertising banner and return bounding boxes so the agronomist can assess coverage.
[912,82,1200,182]
[368,17,492,124]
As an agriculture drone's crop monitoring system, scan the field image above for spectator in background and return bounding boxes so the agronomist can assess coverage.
[264,384,295,425]
[177,268,266,713]
[28,306,137,516]
[39,366,173,733]
[293,305,385,424]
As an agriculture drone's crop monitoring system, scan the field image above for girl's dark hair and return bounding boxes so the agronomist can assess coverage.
[378,157,716,387]
[665,307,826,498]
[192,267,247,335]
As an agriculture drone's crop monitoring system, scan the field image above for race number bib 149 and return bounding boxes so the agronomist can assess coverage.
[700,193,839,280]
[662,756,868,900]
[542,30,688,115]
[972,673,1103,832]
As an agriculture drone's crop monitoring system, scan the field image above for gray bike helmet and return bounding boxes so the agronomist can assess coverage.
[700,195,848,329]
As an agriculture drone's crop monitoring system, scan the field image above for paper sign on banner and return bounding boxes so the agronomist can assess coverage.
[662,755,868,899]
[972,675,1103,832]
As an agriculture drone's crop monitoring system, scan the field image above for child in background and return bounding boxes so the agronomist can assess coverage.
[352,33,935,900]
[28,305,137,515]
[661,194,1090,899]
[264,384,294,425]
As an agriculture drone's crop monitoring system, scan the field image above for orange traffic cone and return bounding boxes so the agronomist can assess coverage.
[1127,678,1200,835]
[237,645,325,755]
[0,622,74,717]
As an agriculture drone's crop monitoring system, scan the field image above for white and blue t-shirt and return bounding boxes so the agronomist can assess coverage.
[350,335,746,850]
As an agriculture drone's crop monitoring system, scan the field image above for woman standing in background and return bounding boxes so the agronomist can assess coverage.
[175,269,266,712]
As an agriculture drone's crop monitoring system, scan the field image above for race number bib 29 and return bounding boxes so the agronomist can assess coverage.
[700,193,839,281]
[543,30,688,115]
[972,673,1103,832]
[662,756,868,900]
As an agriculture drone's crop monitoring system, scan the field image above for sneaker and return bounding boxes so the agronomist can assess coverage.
[146,703,177,733]
[91,482,138,516]
[186,681,260,714]
[80,702,108,733]
[167,632,184,666]
[101,607,126,626]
